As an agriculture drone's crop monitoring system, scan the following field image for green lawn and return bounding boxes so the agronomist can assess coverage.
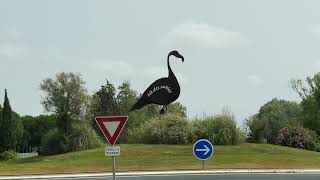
[1,143,320,175]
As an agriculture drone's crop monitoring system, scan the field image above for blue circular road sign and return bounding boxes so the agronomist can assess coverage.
[193,139,214,160]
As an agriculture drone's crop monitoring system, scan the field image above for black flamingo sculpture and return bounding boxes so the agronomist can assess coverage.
[130,50,184,114]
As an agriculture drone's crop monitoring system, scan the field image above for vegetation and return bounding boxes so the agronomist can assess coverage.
[0,144,320,175]
[246,98,302,144]
[143,113,194,144]
[0,90,21,154]
[243,72,320,152]
[18,115,56,154]
[276,127,320,152]
[193,110,244,145]
[39,73,101,154]
[291,72,320,135]
[0,151,16,161]
[2,70,320,161]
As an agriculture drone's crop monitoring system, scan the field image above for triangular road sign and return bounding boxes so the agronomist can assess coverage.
[95,116,128,145]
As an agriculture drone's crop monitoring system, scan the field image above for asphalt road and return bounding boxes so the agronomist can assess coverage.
[33,173,320,180]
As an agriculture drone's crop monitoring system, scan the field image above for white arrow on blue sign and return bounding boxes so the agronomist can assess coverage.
[193,139,214,160]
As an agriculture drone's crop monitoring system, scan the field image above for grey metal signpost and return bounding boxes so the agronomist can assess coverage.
[105,146,120,180]
[96,116,128,180]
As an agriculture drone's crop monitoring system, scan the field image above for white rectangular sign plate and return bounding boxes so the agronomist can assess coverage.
[105,146,120,156]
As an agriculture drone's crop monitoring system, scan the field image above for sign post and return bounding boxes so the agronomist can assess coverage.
[112,147,116,180]
[193,139,214,169]
[95,116,128,180]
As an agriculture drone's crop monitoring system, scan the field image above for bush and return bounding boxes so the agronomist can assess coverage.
[41,123,102,155]
[68,123,102,151]
[0,151,16,161]
[276,127,320,151]
[143,113,195,144]
[276,127,306,149]
[306,129,320,152]
[193,112,244,145]
[41,129,68,155]
[127,126,145,144]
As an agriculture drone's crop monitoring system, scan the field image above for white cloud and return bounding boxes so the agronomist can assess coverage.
[247,75,263,85]
[164,21,247,48]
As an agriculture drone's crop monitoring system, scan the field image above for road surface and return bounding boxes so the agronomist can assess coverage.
[31,173,320,180]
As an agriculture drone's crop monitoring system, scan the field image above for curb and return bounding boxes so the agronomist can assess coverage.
[1,169,320,179]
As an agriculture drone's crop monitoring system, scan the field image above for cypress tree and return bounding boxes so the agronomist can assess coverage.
[0,89,16,152]
[0,103,2,152]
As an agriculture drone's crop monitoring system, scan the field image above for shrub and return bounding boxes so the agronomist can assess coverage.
[276,127,320,151]
[0,151,16,161]
[193,113,244,145]
[306,129,320,152]
[127,126,145,144]
[68,123,102,151]
[143,113,195,144]
[41,129,68,155]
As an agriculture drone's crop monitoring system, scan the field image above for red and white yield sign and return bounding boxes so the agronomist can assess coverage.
[95,116,128,145]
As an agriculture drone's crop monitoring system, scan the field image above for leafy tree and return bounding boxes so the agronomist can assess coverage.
[246,115,269,143]
[92,79,119,116]
[117,81,137,114]
[246,98,302,144]
[291,73,320,135]
[0,90,18,152]
[91,79,119,140]
[0,104,2,123]
[40,72,89,135]
[117,81,138,143]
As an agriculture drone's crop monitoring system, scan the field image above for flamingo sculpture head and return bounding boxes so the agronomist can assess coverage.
[169,50,184,62]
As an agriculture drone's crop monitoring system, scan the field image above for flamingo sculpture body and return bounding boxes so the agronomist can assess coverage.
[130,50,184,113]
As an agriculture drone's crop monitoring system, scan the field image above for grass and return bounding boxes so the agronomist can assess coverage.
[1,143,320,175]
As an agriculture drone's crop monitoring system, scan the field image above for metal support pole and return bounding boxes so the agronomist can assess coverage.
[111,144,116,180]
[202,160,204,170]
[112,155,116,180]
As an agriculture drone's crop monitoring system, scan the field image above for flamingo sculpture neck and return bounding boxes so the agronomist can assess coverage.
[167,53,177,80]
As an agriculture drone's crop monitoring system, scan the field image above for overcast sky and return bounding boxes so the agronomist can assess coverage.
[1,0,320,125]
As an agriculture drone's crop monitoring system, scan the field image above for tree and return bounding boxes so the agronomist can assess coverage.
[0,104,2,123]
[92,79,119,116]
[40,72,89,135]
[91,79,120,140]
[117,81,138,143]
[246,98,302,144]
[0,90,18,152]
[291,73,320,135]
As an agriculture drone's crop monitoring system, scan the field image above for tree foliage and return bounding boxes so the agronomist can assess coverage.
[40,72,88,135]
[0,90,19,152]
[91,79,119,141]
[246,98,301,144]
[291,73,320,135]
[40,72,100,154]
[18,115,56,153]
